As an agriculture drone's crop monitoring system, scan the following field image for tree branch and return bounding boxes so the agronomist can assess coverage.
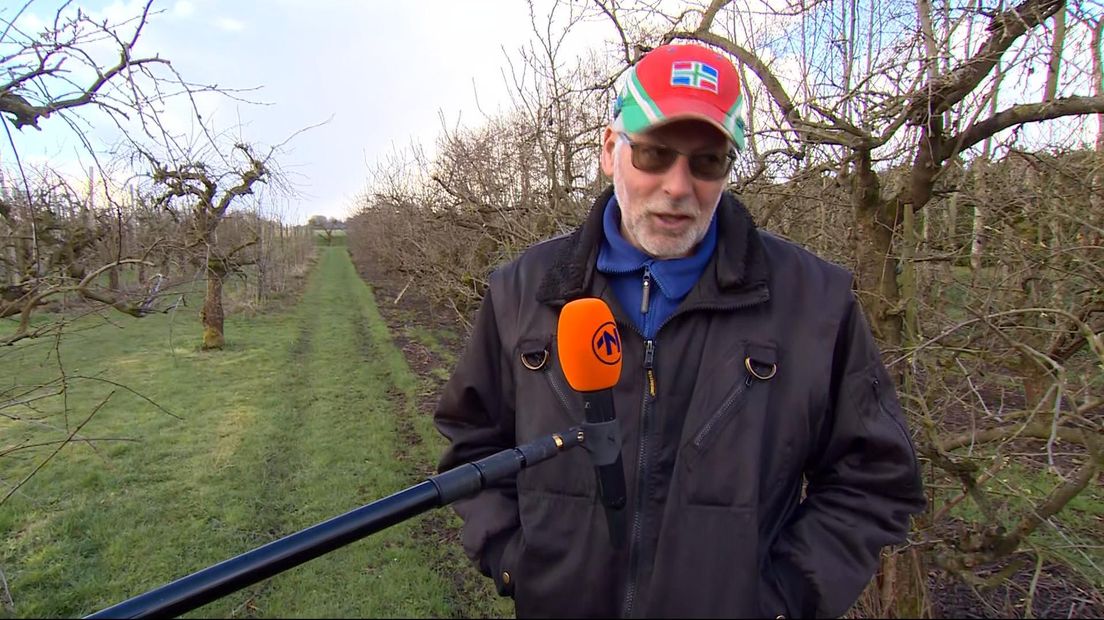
[213,145,267,218]
[592,0,633,66]
[668,30,866,148]
[940,95,1104,160]
[0,0,164,130]
[907,0,1064,124]
[698,0,728,30]
[940,422,1090,451]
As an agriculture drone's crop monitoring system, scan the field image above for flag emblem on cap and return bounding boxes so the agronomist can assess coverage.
[670,61,719,93]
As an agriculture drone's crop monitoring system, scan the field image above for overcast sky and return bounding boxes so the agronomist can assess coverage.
[6,0,557,224]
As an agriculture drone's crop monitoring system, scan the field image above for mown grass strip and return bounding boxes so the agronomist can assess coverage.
[0,247,482,618]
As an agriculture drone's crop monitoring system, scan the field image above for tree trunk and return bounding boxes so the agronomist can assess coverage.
[16,230,29,280]
[1091,17,1104,248]
[256,224,268,303]
[973,46,1003,279]
[2,220,17,285]
[901,201,920,344]
[201,265,225,350]
[257,258,267,303]
[969,203,985,273]
[947,187,958,253]
[817,176,828,256]
[852,149,903,349]
[1044,7,1065,102]
[1021,366,1052,415]
[970,159,989,277]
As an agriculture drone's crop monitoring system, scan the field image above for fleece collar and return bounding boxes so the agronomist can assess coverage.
[596,195,718,302]
[536,186,769,305]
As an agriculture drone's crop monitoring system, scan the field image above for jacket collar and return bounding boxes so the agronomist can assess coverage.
[536,186,770,306]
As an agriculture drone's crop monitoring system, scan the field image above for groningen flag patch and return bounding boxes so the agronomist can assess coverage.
[670,61,719,93]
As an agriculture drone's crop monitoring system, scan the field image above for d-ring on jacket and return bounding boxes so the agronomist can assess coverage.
[433,187,926,618]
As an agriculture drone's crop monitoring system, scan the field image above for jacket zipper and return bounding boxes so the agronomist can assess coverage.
[692,373,754,449]
[620,285,769,618]
[640,266,652,315]
[622,337,655,618]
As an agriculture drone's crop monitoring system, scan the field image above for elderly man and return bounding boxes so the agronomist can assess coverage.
[434,43,925,618]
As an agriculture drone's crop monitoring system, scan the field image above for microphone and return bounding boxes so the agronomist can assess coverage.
[557,298,627,549]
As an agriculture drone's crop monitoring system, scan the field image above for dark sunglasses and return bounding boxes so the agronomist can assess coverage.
[618,132,736,181]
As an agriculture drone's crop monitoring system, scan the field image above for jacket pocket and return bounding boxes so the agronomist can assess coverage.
[494,529,525,598]
[690,343,777,453]
[514,336,595,498]
[516,335,582,427]
[513,491,619,617]
[869,368,922,494]
[646,503,763,616]
[681,342,777,507]
[872,374,920,475]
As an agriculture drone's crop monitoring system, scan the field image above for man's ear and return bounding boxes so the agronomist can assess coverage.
[600,126,616,178]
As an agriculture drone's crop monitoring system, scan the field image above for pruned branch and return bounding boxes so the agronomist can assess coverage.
[906,0,1064,124]
[941,96,1104,161]
[213,145,267,218]
[940,422,1092,451]
[592,0,633,66]
[0,0,169,130]
[0,390,116,505]
[668,13,873,148]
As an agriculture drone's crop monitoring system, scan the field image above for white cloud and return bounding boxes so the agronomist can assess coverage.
[173,1,195,18]
[101,0,155,24]
[6,10,45,39]
[215,17,245,32]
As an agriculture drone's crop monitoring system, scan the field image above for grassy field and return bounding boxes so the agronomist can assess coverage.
[0,247,507,618]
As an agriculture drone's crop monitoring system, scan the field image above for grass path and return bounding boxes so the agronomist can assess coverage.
[0,247,502,618]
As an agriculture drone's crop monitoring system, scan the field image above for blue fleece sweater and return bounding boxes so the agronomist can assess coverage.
[596,196,718,339]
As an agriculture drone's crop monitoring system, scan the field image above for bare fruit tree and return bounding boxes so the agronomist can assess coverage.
[1,1,309,516]
[145,143,270,350]
[308,214,343,246]
[1,1,302,348]
[0,0,177,342]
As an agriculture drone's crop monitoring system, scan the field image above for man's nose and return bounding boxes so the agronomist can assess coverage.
[662,155,695,201]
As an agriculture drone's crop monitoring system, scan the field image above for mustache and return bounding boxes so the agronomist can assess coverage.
[644,196,699,213]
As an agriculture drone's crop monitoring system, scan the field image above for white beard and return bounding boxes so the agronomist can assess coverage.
[612,155,714,259]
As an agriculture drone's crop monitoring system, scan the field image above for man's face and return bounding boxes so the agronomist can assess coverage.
[600,119,729,259]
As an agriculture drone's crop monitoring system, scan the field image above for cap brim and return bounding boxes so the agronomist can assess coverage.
[621,95,742,150]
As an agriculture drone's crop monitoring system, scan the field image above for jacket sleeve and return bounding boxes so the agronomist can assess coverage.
[769,294,926,618]
[433,286,521,597]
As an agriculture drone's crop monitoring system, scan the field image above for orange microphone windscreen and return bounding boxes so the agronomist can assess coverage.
[556,298,623,392]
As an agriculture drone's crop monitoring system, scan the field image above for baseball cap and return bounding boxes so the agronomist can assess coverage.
[613,43,746,151]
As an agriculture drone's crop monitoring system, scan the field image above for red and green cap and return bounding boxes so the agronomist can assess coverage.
[613,43,746,151]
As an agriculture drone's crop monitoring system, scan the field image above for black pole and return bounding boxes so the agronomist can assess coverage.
[87,428,581,619]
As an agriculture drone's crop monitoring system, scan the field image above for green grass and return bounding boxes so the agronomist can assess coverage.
[0,247,502,618]
[313,229,347,246]
[937,459,1104,590]
[366,303,511,620]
